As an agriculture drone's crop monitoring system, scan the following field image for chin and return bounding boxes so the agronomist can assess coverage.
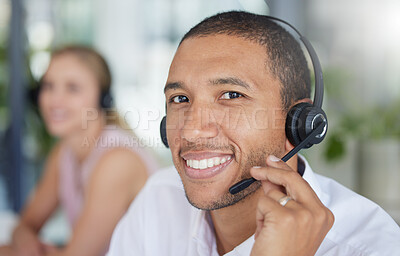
[45,121,78,138]
[182,179,261,211]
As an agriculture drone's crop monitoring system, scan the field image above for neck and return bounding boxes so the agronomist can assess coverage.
[211,155,298,255]
[64,113,106,163]
[210,188,262,255]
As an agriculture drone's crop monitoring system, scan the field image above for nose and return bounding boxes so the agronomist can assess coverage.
[46,87,67,106]
[181,105,219,143]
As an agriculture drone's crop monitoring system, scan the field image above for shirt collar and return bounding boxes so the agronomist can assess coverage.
[299,155,324,199]
[191,210,218,255]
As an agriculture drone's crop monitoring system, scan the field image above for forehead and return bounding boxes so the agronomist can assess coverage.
[44,54,94,79]
[167,34,277,90]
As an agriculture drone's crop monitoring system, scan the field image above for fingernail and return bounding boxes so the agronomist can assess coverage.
[269,155,280,162]
[253,166,262,168]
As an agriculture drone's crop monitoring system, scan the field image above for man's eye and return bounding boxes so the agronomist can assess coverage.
[220,91,242,100]
[170,95,189,103]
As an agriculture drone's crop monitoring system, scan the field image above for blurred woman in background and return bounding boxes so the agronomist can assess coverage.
[0,46,157,256]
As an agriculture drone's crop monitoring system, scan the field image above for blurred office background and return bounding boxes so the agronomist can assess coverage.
[0,0,399,245]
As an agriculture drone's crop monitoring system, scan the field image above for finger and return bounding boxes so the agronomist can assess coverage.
[250,155,292,181]
[255,189,299,227]
[267,155,293,170]
[251,160,320,206]
[265,189,298,209]
[255,195,285,235]
[251,164,313,201]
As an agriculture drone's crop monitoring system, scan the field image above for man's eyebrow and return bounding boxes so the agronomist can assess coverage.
[164,77,250,93]
[210,77,250,89]
[164,82,183,94]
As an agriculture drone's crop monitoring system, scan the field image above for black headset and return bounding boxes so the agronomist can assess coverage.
[159,16,328,194]
[100,88,114,109]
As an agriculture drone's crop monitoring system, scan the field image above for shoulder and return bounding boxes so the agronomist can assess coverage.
[98,146,147,169]
[93,147,147,180]
[98,126,158,173]
[313,172,400,255]
[88,147,149,196]
[41,141,63,176]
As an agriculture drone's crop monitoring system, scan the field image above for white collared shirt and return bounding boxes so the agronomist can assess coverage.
[107,156,400,256]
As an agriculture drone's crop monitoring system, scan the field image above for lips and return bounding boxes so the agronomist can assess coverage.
[181,152,233,179]
[46,108,68,122]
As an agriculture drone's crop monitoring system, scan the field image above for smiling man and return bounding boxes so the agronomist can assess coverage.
[107,11,400,256]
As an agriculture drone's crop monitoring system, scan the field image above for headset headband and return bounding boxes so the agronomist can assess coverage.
[265,16,324,108]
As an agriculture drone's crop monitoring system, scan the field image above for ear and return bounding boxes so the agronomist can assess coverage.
[290,98,313,107]
[285,138,294,152]
[284,138,298,170]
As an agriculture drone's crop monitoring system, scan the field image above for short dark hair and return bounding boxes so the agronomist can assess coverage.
[180,11,311,111]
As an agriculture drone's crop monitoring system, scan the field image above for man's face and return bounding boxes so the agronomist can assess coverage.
[164,34,287,210]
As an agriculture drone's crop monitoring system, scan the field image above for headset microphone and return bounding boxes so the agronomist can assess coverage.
[229,121,326,195]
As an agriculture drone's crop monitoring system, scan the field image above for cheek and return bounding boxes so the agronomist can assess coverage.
[224,108,286,164]
[217,107,275,135]
[72,92,99,109]
[235,107,285,140]
[165,111,185,149]
[38,92,48,110]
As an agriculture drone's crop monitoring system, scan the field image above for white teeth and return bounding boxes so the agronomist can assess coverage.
[193,160,199,169]
[199,159,207,169]
[186,156,232,170]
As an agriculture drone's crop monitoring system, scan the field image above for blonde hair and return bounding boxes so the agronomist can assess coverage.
[50,45,131,130]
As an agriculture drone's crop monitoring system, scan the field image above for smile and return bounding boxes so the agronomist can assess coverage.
[181,153,234,179]
[185,156,231,170]
[48,108,68,122]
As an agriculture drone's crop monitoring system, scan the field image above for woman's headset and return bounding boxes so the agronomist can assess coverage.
[159,16,328,195]
[100,89,113,109]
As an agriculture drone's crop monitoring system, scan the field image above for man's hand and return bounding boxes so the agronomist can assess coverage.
[250,155,334,256]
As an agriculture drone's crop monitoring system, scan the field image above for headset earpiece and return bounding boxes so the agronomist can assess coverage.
[160,116,169,148]
[28,85,41,108]
[286,102,310,147]
[285,102,327,148]
[100,90,113,109]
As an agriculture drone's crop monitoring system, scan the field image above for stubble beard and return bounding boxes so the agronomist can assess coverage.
[184,146,282,211]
